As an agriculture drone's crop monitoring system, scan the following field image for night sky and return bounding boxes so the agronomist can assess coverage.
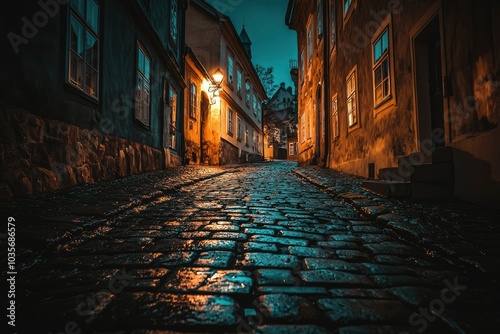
[207,0,297,96]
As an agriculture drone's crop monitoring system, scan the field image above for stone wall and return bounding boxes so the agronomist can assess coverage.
[0,104,163,198]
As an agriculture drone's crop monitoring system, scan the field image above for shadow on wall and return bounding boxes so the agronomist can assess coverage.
[453,148,500,208]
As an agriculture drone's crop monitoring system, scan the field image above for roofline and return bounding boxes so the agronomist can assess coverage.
[285,0,296,28]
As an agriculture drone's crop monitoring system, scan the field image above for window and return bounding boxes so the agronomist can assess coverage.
[289,143,295,156]
[170,0,178,42]
[245,81,251,106]
[307,23,313,65]
[253,93,257,115]
[300,49,305,82]
[343,0,356,23]
[169,87,178,149]
[227,109,234,135]
[317,0,323,38]
[257,100,262,121]
[237,116,242,140]
[330,0,336,50]
[257,133,261,154]
[346,68,358,128]
[252,130,257,151]
[332,94,339,139]
[68,0,99,98]
[245,123,249,145]
[300,115,306,143]
[237,70,242,93]
[227,54,234,85]
[189,82,197,119]
[136,44,151,126]
[373,28,391,106]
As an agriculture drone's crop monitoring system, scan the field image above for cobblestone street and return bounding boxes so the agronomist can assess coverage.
[2,161,500,333]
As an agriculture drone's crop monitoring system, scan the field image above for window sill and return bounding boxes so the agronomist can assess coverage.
[64,82,100,104]
[373,97,396,117]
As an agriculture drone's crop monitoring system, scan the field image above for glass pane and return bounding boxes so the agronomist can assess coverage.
[382,57,389,78]
[85,32,98,69]
[138,49,145,73]
[86,0,99,33]
[72,0,85,17]
[381,29,388,54]
[375,85,383,103]
[71,16,85,55]
[85,65,97,96]
[144,55,150,79]
[70,51,83,87]
[374,65,382,86]
[383,78,390,97]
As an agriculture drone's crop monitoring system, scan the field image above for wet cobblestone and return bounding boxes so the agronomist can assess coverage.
[2,161,500,333]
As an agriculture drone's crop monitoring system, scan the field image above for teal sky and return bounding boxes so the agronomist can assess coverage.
[206,0,297,95]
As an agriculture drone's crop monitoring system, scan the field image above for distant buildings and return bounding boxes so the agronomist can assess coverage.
[185,0,266,165]
[286,0,500,206]
[264,83,298,160]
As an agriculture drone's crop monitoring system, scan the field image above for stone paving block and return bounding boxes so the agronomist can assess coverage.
[164,268,252,294]
[299,270,373,286]
[212,231,248,241]
[317,241,359,250]
[363,242,421,256]
[370,275,432,288]
[255,269,297,286]
[318,298,412,325]
[287,246,332,258]
[360,205,390,217]
[193,239,237,251]
[244,228,276,235]
[203,223,240,231]
[250,235,309,247]
[359,263,415,276]
[194,251,234,268]
[93,293,239,328]
[256,286,328,295]
[178,231,212,239]
[328,234,361,242]
[279,230,325,241]
[335,250,371,262]
[241,253,300,269]
[156,252,196,267]
[255,294,321,322]
[303,258,360,272]
[243,242,279,253]
[329,288,395,299]
[351,225,385,234]
[358,234,396,244]
[387,286,440,307]
[254,325,331,334]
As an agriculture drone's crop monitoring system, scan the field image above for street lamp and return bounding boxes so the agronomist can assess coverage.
[208,68,224,104]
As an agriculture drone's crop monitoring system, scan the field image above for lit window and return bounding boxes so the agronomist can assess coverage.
[170,0,178,42]
[169,87,178,149]
[227,54,234,84]
[373,28,391,106]
[332,94,339,139]
[189,82,197,119]
[227,109,234,135]
[136,44,151,126]
[346,68,358,128]
[68,0,99,98]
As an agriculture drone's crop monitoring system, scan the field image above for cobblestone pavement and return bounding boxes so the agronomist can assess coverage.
[2,161,500,333]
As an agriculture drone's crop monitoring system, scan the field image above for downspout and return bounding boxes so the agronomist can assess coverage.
[323,0,331,168]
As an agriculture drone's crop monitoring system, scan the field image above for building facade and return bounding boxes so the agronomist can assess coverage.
[186,0,266,165]
[0,0,188,197]
[264,82,298,160]
[287,0,500,206]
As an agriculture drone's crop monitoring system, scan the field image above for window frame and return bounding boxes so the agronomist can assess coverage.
[330,0,337,52]
[227,52,234,86]
[244,123,249,146]
[170,0,178,44]
[332,94,339,139]
[237,116,242,141]
[346,66,359,131]
[371,15,396,115]
[135,42,151,127]
[169,86,178,150]
[343,0,357,27]
[227,108,234,136]
[189,81,197,119]
[67,0,100,100]
[236,69,242,94]
[307,21,313,66]
[245,81,251,107]
[317,0,323,39]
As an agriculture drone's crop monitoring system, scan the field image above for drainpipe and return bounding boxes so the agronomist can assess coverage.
[323,0,331,168]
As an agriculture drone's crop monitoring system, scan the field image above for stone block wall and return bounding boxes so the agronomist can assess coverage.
[0,104,163,198]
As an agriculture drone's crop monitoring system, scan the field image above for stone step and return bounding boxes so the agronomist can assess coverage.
[397,152,430,167]
[362,180,411,198]
[432,146,454,164]
[410,163,454,185]
[378,167,410,182]
[411,182,454,199]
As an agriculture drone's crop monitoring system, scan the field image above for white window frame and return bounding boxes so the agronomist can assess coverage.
[227,53,234,85]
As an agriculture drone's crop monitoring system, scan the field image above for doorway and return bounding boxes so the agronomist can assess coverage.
[412,11,446,156]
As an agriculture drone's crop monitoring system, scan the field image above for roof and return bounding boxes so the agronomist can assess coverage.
[239,26,252,45]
